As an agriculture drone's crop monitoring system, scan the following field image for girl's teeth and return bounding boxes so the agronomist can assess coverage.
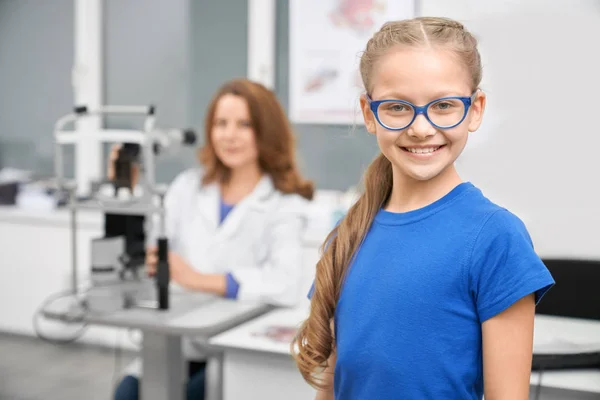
[407,146,440,154]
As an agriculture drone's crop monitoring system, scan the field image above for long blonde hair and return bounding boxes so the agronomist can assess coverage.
[291,17,483,389]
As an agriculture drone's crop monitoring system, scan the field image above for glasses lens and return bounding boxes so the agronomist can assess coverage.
[427,99,466,128]
[376,101,415,129]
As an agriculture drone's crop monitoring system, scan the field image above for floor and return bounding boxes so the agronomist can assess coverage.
[2,332,599,400]
[0,333,135,400]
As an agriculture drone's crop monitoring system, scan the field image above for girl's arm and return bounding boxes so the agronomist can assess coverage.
[482,293,535,400]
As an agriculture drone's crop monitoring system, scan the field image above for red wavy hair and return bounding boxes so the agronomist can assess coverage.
[198,78,314,200]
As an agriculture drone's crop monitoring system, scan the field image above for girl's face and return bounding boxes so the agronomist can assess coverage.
[211,94,260,172]
[360,47,486,183]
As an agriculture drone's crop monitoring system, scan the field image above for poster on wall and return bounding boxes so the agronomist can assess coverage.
[289,0,417,125]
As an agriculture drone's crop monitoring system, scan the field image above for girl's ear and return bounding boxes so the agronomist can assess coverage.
[360,94,377,134]
[467,90,486,133]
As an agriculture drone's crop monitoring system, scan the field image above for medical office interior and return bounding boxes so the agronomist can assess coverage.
[1,0,599,399]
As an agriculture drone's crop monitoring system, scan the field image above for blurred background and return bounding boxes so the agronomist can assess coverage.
[0,0,382,189]
[1,1,599,400]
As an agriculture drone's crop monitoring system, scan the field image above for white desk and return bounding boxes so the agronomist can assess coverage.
[211,309,600,400]
[45,290,271,400]
[210,305,316,400]
[530,315,600,399]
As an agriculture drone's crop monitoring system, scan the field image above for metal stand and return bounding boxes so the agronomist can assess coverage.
[141,332,185,400]
[156,193,170,310]
[69,187,79,297]
[53,104,195,312]
[156,237,170,310]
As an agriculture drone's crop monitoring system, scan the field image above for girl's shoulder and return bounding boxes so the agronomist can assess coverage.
[475,207,532,250]
[464,184,530,238]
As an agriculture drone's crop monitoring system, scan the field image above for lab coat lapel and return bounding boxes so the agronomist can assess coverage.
[196,181,220,232]
[215,175,274,242]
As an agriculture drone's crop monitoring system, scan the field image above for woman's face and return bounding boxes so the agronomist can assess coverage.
[211,94,259,171]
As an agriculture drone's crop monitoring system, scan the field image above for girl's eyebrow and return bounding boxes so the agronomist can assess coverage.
[375,90,469,102]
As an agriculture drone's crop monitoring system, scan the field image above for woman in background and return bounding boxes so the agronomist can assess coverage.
[114,78,314,400]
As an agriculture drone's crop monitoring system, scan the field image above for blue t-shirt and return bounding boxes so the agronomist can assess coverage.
[312,182,554,400]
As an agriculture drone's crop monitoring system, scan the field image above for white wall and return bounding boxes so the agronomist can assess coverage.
[0,0,74,174]
[0,208,140,349]
[422,0,600,259]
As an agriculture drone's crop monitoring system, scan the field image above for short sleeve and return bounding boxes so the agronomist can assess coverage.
[469,209,555,322]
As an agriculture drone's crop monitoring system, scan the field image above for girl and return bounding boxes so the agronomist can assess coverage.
[293,17,554,400]
[114,78,314,400]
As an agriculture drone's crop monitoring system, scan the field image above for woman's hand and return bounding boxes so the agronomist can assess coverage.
[106,144,121,181]
[146,247,201,290]
[146,247,227,295]
[107,144,139,187]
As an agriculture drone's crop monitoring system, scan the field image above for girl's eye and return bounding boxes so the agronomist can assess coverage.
[434,102,453,110]
[431,100,461,112]
[380,103,411,113]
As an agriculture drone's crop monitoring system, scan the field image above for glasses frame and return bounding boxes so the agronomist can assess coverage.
[367,92,477,131]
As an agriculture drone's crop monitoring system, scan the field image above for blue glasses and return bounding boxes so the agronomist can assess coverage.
[367,93,477,131]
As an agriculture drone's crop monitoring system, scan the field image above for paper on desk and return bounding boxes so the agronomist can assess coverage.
[251,325,299,344]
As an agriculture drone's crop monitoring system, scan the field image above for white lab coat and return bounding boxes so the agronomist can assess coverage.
[158,168,309,306]
[125,167,310,376]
